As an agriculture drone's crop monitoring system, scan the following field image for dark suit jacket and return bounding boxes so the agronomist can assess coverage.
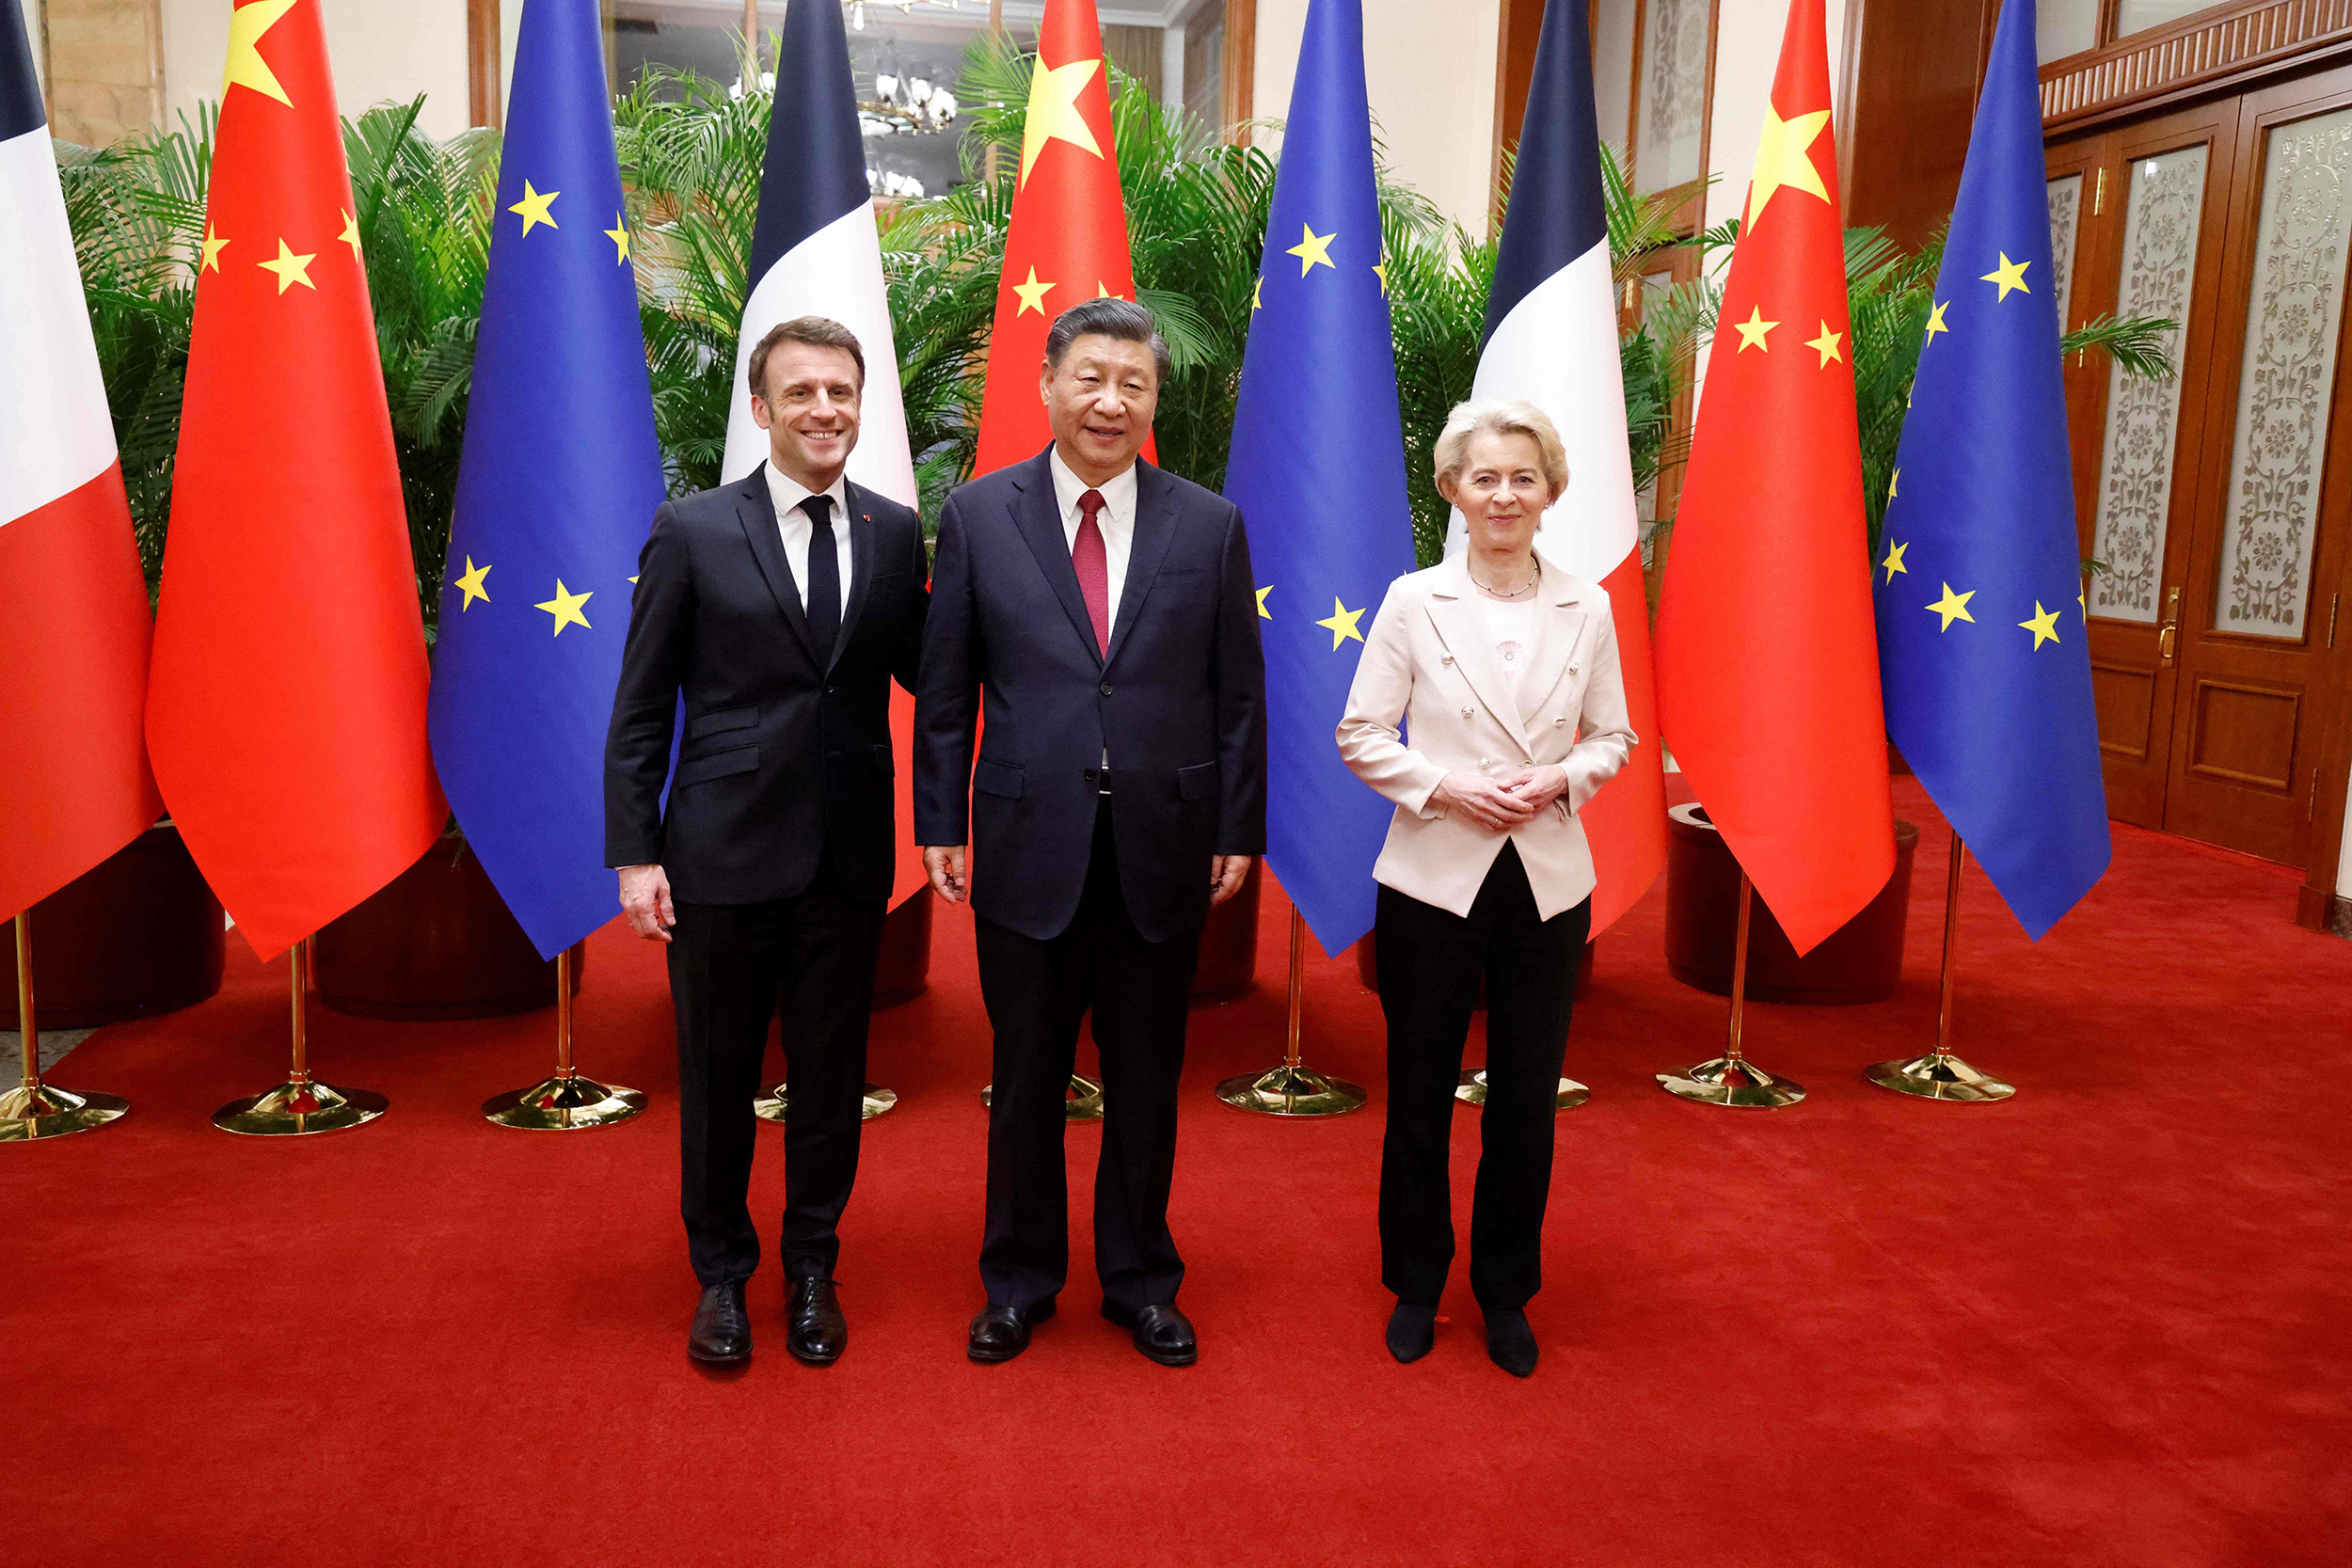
[605,467,929,905]
[914,448,1266,943]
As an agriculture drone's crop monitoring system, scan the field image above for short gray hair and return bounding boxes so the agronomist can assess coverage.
[1044,296,1171,387]
[1433,399,1569,504]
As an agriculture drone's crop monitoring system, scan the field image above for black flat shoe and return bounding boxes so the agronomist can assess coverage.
[787,1275,847,1365]
[1386,1302,1437,1364]
[688,1279,751,1365]
[967,1297,1055,1363]
[1102,1299,1197,1367]
[1483,1307,1537,1378]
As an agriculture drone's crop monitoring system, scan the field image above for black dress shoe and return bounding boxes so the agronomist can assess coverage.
[787,1276,847,1365]
[1386,1302,1438,1364]
[688,1280,751,1365]
[1102,1299,1197,1367]
[1483,1306,1538,1378]
[967,1298,1055,1363]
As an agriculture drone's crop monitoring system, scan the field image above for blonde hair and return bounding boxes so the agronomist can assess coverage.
[1432,399,1569,504]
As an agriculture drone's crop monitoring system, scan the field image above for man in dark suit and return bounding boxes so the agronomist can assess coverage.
[606,317,928,1367]
[915,297,1266,1368]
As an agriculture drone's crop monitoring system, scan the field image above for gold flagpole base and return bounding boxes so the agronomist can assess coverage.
[1215,1064,1367,1117]
[0,1082,131,1142]
[1866,1052,2015,1103]
[1657,1056,1805,1109]
[1454,1069,1589,1112]
[483,1072,647,1130]
[977,1075,1102,1121]
[212,1077,388,1136]
[756,1081,900,1122]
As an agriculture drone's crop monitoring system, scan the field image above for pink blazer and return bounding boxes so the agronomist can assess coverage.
[1336,554,1635,920]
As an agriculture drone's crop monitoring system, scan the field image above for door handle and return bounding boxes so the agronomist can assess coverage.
[2157,585,2180,663]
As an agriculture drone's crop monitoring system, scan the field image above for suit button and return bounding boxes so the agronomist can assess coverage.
[826,685,838,696]
[1100,682,1114,697]
[1440,654,1454,665]
[1554,717,1567,727]
[1478,757,1491,768]
[1084,768,1098,784]
[1568,665,1578,675]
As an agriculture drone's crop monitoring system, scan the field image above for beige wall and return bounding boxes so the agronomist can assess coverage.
[1701,0,1851,236]
[40,0,166,145]
[159,0,473,140]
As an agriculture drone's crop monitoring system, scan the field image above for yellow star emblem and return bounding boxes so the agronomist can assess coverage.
[1889,467,1900,499]
[508,180,560,236]
[1315,596,1366,649]
[1255,585,1273,620]
[1926,582,1977,631]
[1744,104,1833,230]
[1373,260,1390,296]
[1980,251,2031,302]
[1733,306,1778,353]
[1096,282,1116,298]
[1881,540,1908,583]
[1019,55,1104,187]
[605,212,630,264]
[1250,277,1263,311]
[1011,266,1055,316]
[1805,321,1844,367]
[1924,299,1951,345]
[338,208,362,262]
[200,223,230,273]
[222,0,299,106]
[453,557,491,610]
[1286,223,1337,277]
[535,580,593,636]
[2018,601,2062,649]
[257,238,317,294]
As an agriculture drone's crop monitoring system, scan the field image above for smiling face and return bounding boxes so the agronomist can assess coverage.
[752,342,863,489]
[1041,333,1159,484]
[1441,429,1553,559]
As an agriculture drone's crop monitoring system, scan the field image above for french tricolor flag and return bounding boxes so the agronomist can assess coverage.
[0,0,161,920]
[1448,0,1666,932]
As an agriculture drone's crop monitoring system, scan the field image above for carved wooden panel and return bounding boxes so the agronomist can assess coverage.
[1635,0,1711,194]
[2186,677,2302,786]
[2042,1,2352,127]
[2092,659,2159,758]
[2049,172,2086,330]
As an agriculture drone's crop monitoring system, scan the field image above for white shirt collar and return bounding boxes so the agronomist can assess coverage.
[1047,444,1137,528]
[765,462,850,525]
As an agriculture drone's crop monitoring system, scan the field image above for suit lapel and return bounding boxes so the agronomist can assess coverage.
[734,467,818,667]
[1425,556,1534,763]
[1514,562,1585,736]
[1009,447,1104,667]
[1103,461,1177,671]
[830,480,877,675]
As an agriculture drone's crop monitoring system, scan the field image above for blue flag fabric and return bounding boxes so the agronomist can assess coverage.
[427,0,665,958]
[1224,0,1419,956]
[1874,0,2109,940]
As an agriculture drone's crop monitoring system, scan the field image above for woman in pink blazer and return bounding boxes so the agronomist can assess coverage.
[1337,400,1634,1377]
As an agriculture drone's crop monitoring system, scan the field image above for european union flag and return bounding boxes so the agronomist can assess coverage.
[1875,0,2109,940]
[1224,0,1418,955]
[427,0,664,958]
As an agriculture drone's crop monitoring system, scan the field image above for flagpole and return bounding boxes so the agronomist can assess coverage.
[1,910,131,1142]
[484,944,649,1129]
[1215,908,1367,1117]
[212,936,389,1136]
[1658,872,1806,1108]
[1867,835,2015,1102]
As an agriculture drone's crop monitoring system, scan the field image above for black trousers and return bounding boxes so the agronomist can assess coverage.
[668,853,886,1289]
[974,801,1201,1314]
[1375,842,1592,1311]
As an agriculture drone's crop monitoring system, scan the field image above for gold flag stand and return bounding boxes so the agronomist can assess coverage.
[1455,1068,1590,1113]
[484,947,647,1129]
[977,1076,1102,1120]
[758,1080,900,1122]
[1658,872,1806,1108]
[1,911,131,1142]
[1867,836,2015,1102]
[1216,909,1366,1117]
[213,937,388,1135]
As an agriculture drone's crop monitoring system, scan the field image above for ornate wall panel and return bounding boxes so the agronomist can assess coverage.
[2042,1,2352,127]
[2048,173,2085,330]
[1634,0,1710,195]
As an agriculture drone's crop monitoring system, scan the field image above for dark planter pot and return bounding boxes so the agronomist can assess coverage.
[872,892,932,1009]
[1,823,225,1029]
[1353,926,1597,1002]
[1664,801,1920,1005]
[1190,858,1263,1006]
[313,832,583,1021]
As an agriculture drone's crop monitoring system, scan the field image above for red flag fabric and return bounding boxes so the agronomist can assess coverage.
[973,0,1151,474]
[1653,0,1894,956]
[144,0,444,961]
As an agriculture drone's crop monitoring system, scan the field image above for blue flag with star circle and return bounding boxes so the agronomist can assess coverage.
[1874,0,2109,941]
[426,0,665,958]
[1223,0,1419,956]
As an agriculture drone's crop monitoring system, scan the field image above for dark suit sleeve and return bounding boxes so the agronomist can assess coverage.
[894,511,930,696]
[913,491,977,847]
[604,500,692,867]
[1211,502,1268,856]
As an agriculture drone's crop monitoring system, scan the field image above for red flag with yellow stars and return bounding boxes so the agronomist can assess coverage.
[973,0,1152,474]
[1652,0,1893,957]
[144,0,445,960]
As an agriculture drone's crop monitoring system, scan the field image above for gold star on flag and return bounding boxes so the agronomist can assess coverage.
[1373,260,1390,295]
[1980,251,2031,301]
[606,212,630,263]
[1096,282,1115,298]
[1315,596,1366,649]
[1924,299,1951,344]
[1011,266,1055,315]
[1251,277,1263,311]
[1926,582,1977,631]
[1255,585,1273,620]
[453,557,491,610]
[535,580,593,636]
[1287,223,1337,277]
[200,223,230,273]
[2018,601,2062,649]
[1881,540,1908,583]
[338,208,362,261]
[1744,104,1833,230]
[1805,321,1844,367]
[257,239,317,293]
[1889,467,1900,499]
[1019,55,1104,186]
[508,180,560,236]
[222,0,299,106]
[1733,306,1778,353]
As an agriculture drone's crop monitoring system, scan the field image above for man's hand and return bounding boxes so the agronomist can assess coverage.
[1499,764,1570,814]
[1431,770,1539,832]
[1210,854,1253,906]
[618,863,675,942]
[923,845,968,904]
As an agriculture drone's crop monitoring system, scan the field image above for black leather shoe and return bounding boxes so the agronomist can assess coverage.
[1484,1306,1538,1378]
[787,1276,847,1365]
[688,1280,751,1365]
[967,1298,1055,1363]
[1102,1299,1197,1367]
[1386,1302,1438,1364]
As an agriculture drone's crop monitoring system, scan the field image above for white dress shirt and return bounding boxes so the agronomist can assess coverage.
[1047,444,1136,634]
[764,463,853,619]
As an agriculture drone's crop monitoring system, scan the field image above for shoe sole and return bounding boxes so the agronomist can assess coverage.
[688,1343,750,1366]
[787,1342,843,1366]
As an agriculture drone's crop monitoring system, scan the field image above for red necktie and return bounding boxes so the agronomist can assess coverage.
[1072,488,1110,656]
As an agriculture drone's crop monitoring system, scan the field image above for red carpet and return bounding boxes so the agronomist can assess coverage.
[7,780,2348,1566]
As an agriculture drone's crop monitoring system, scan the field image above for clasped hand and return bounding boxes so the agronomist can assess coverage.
[1433,766,1568,832]
[925,845,1252,907]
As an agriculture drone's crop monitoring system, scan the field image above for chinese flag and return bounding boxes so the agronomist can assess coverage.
[1653,0,1893,957]
[973,0,1151,474]
[144,0,444,960]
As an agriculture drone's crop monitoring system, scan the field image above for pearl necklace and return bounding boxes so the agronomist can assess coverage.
[1470,557,1539,599]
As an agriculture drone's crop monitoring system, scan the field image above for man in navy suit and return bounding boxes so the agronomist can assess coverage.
[915,298,1267,1367]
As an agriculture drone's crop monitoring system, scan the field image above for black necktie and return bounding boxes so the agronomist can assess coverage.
[801,493,839,665]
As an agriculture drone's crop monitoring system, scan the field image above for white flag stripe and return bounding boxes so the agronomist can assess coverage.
[0,125,119,529]
[1443,238,1637,582]
[721,199,916,505]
